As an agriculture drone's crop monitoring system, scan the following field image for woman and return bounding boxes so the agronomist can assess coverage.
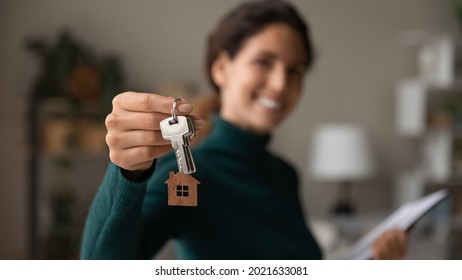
[81,0,407,259]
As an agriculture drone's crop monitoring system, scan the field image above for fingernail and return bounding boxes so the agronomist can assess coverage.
[178,103,192,113]
[193,119,207,129]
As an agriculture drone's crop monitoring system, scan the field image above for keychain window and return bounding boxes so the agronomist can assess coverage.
[176,185,189,197]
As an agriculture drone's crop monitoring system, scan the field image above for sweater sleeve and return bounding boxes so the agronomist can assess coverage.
[80,157,178,260]
[79,162,149,259]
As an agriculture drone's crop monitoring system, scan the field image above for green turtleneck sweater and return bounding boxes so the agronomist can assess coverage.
[81,115,322,259]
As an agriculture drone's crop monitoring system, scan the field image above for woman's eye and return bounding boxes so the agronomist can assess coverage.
[254,59,272,68]
[288,68,303,77]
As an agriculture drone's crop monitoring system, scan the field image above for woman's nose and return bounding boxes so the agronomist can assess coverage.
[267,66,288,94]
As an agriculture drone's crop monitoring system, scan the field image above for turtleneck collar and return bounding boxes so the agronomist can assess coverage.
[203,114,271,152]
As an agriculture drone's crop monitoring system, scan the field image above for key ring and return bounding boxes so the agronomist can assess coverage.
[170,98,182,124]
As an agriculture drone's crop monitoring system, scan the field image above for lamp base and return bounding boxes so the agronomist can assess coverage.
[332,201,355,216]
[331,181,355,216]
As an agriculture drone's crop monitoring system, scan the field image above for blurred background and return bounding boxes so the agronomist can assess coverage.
[1,0,461,259]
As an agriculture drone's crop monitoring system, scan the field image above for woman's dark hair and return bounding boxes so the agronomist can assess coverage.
[205,0,315,94]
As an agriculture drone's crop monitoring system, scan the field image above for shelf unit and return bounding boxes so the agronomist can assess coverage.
[28,97,109,259]
[395,32,462,259]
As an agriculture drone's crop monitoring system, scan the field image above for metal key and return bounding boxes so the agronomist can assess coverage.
[160,115,196,174]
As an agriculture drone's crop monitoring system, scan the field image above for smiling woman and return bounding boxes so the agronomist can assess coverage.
[212,23,307,134]
[204,0,314,134]
[80,0,408,260]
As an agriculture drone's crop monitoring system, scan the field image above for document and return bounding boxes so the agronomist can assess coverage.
[343,189,449,260]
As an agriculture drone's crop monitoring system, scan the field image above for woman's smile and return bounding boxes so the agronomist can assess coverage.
[256,96,283,111]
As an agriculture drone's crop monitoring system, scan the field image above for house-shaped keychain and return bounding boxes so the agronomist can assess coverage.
[165,172,200,207]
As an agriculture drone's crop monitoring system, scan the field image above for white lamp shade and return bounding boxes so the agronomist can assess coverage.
[309,124,375,181]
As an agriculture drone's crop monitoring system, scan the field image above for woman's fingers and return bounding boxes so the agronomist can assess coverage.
[110,145,172,170]
[106,130,171,149]
[388,230,401,259]
[372,229,408,260]
[105,91,207,171]
[106,111,206,131]
[372,236,387,260]
[105,111,168,131]
[114,92,193,114]
[395,229,407,258]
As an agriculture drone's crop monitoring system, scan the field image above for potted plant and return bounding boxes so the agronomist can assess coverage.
[25,30,124,153]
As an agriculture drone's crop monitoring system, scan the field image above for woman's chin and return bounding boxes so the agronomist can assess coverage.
[249,116,281,134]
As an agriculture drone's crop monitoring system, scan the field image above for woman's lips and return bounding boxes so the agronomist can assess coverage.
[257,96,283,110]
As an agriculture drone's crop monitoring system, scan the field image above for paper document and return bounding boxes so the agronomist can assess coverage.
[343,189,449,260]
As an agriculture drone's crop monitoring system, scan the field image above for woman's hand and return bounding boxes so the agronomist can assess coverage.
[105,92,205,172]
[372,228,408,260]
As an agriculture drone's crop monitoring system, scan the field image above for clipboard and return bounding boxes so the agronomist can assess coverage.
[343,189,449,260]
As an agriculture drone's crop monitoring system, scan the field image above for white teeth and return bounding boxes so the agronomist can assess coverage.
[258,97,282,110]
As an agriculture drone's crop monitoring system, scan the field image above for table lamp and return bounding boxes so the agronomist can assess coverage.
[309,124,375,215]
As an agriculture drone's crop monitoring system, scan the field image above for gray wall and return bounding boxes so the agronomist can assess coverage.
[0,0,457,259]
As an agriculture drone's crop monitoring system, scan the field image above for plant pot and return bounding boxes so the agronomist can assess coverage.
[40,118,73,154]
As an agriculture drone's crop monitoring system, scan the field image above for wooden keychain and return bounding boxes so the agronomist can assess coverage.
[160,99,200,207]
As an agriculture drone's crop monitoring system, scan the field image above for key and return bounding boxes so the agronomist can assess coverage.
[160,115,196,174]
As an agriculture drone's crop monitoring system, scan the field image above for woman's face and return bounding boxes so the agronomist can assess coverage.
[214,23,307,134]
